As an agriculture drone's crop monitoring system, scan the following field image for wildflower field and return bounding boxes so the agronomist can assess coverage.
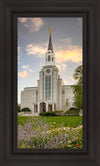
[18,116,83,149]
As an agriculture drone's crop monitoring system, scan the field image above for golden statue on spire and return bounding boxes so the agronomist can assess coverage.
[49,28,52,36]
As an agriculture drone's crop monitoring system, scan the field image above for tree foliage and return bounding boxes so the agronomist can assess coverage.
[65,98,70,110]
[18,104,21,112]
[71,65,83,111]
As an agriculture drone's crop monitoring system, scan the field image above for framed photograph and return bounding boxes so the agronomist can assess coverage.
[17,17,84,150]
[0,0,100,166]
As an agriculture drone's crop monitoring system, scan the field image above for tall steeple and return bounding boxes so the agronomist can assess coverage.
[48,29,53,52]
[45,29,55,66]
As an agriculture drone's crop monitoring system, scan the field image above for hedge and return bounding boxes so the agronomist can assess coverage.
[21,107,31,112]
[54,110,64,113]
[39,112,56,116]
[65,108,79,116]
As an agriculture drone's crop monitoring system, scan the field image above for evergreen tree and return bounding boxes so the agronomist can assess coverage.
[71,65,83,111]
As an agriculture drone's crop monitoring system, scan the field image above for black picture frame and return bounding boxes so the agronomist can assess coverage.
[0,0,100,166]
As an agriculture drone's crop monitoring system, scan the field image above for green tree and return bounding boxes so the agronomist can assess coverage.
[65,98,70,110]
[71,65,83,111]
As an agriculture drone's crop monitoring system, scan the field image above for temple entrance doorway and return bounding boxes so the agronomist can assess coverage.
[40,102,46,112]
[48,104,52,112]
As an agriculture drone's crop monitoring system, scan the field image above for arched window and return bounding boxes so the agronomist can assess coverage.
[48,55,50,61]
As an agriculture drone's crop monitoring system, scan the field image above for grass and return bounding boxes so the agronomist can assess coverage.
[18,116,82,129]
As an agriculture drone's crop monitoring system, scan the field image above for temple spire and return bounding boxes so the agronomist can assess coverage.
[45,29,55,66]
[48,28,53,52]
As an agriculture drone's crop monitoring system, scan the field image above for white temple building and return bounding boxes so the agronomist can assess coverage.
[21,30,74,116]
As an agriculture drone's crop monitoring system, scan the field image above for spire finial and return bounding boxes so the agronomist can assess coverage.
[49,28,52,36]
[48,28,53,52]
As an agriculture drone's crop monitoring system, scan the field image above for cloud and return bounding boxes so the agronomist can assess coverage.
[22,65,30,70]
[28,69,35,73]
[55,38,82,63]
[59,38,72,49]
[26,38,82,63]
[22,65,35,74]
[26,44,47,57]
[18,18,44,32]
[61,63,67,71]
[19,71,28,78]
[56,63,67,72]
[55,46,82,63]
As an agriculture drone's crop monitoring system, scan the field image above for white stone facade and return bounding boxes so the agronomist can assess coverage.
[21,31,74,115]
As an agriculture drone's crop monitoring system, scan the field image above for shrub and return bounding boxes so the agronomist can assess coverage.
[54,110,64,113]
[39,111,56,116]
[54,110,64,116]
[69,107,78,111]
[65,108,79,116]
[21,107,31,112]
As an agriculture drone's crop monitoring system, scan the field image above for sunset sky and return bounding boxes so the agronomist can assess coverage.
[18,17,82,104]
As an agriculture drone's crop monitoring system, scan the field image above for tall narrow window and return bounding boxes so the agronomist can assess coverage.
[45,75,51,100]
[48,55,50,61]
[45,76,48,99]
[49,76,51,99]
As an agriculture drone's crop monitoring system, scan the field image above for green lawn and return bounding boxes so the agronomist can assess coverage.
[18,116,82,128]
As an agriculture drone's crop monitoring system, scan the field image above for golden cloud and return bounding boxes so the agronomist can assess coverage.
[19,71,28,78]
[55,46,82,63]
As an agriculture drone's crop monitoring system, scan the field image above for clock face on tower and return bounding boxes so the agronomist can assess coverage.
[46,69,50,73]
